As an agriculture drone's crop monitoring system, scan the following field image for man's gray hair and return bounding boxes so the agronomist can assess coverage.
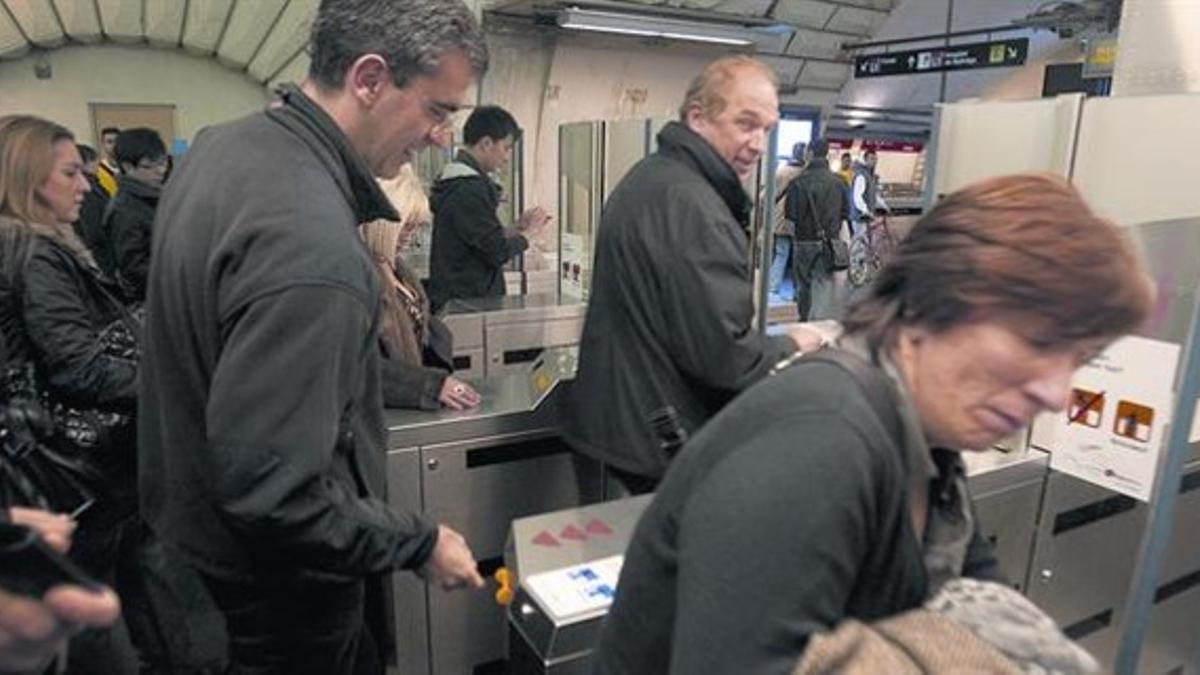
[309,0,489,89]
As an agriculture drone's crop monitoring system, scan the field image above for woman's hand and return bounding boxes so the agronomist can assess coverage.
[438,377,481,411]
[8,508,74,554]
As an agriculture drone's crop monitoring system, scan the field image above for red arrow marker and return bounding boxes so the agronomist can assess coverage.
[532,530,560,547]
[585,519,613,536]
[560,524,587,541]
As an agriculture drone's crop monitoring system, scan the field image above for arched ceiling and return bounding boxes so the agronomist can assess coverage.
[0,0,896,93]
[0,0,316,89]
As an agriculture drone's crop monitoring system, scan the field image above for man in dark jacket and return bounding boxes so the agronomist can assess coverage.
[73,144,109,266]
[427,105,550,310]
[139,0,488,671]
[561,56,821,493]
[104,128,167,302]
[785,137,849,321]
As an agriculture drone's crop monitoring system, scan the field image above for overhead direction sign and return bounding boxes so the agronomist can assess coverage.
[854,37,1029,79]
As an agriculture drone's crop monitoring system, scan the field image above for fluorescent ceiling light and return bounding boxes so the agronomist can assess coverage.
[557,7,764,46]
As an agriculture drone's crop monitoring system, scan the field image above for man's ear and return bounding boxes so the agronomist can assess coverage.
[347,54,391,107]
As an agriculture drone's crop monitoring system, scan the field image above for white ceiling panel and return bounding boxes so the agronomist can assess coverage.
[827,0,892,10]
[6,0,66,46]
[50,0,101,42]
[182,0,233,54]
[145,0,186,47]
[216,0,286,68]
[771,0,835,30]
[0,6,28,58]
[248,0,316,82]
[784,27,846,60]
[825,5,887,36]
[267,50,309,91]
[757,54,802,82]
[779,86,837,107]
[795,59,850,89]
[97,0,142,42]
[706,0,774,17]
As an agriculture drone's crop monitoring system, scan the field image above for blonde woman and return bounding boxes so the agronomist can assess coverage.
[365,166,479,410]
[0,115,140,672]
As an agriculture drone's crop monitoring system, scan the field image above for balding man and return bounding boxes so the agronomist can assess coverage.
[562,56,821,494]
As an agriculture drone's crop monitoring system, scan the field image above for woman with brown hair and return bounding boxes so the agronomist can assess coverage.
[364,165,478,410]
[594,174,1154,674]
[0,115,140,672]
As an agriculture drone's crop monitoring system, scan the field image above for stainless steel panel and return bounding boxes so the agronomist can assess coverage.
[972,480,1043,593]
[1025,471,1147,670]
[442,312,483,350]
[451,347,484,380]
[1026,471,1146,648]
[421,432,595,556]
[1141,585,1200,675]
[420,432,602,674]
[487,319,584,377]
[386,447,429,675]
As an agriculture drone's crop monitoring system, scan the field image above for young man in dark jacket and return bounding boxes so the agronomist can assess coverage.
[427,105,550,310]
[104,128,167,302]
[786,137,849,321]
[561,56,822,493]
[139,0,488,671]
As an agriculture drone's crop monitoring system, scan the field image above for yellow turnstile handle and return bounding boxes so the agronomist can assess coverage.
[494,567,514,606]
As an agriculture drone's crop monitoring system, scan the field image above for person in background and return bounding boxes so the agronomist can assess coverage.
[767,141,805,299]
[95,127,119,199]
[592,174,1152,674]
[838,151,854,186]
[849,148,889,237]
[104,128,167,303]
[786,137,848,321]
[364,165,480,411]
[0,507,121,675]
[0,115,140,674]
[427,105,551,311]
[562,56,823,495]
[73,144,109,267]
[139,0,489,670]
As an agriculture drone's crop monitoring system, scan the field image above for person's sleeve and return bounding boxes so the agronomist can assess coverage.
[445,186,528,267]
[207,284,438,575]
[381,347,447,411]
[668,416,880,674]
[659,207,796,392]
[784,180,803,233]
[21,252,137,408]
[852,175,869,216]
[110,207,151,300]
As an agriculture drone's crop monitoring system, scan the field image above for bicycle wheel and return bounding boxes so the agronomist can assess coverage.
[872,221,897,267]
[848,234,873,287]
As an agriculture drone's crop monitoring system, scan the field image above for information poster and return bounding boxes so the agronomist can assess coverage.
[1049,335,1181,502]
[560,232,585,300]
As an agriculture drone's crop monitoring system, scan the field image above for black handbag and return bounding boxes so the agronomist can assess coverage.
[1,360,98,515]
[805,188,849,271]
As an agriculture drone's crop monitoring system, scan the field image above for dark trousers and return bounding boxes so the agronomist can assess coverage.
[203,574,379,675]
[791,240,827,321]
